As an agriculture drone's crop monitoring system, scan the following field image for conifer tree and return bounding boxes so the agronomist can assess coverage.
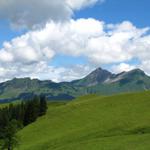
[0,120,20,150]
[39,95,47,116]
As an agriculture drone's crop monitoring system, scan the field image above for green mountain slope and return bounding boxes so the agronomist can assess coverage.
[18,91,150,150]
[0,78,79,101]
[87,69,150,95]
[1,68,150,102]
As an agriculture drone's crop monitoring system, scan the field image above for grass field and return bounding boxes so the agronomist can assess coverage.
[14,91,150,150]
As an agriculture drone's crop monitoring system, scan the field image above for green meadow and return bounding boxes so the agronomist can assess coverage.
[10,91,150,150]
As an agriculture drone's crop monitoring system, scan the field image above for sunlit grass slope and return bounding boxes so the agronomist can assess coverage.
[18,91,150,150]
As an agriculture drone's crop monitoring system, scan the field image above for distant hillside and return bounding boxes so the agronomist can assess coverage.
[18,91,150,150]
[0,78,78,102]
[0,68,150,102]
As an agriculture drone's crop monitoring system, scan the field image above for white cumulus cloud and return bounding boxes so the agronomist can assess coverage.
[0,18,150,82]
[66,0,104,10]
[0,0,103,29]
[111,63,136,73]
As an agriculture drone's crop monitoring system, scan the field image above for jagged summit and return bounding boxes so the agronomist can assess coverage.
[72,67,112,87]
[126,68,146,75]
[105,68,148,84]
[0,67,150,102]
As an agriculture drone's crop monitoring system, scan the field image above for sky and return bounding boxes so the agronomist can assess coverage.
[0,0,150,82]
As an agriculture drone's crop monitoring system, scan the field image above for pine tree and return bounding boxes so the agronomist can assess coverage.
[23,95,40,126]
[0,95,48,149]
[0,120,20,150]
[39,95,47,116]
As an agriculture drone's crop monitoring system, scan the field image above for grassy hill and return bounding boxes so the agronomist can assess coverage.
[16,91,150,150]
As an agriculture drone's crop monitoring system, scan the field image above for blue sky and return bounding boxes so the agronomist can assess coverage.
[75,0,150,27]
[0,0,150,82]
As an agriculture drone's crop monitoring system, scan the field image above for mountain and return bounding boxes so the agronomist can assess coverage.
[105,69,147,84]
[0,68,150,102]
[71,67,112,87]
[18,91,150,150]
[87,68,150,95]
[0,78,76,102]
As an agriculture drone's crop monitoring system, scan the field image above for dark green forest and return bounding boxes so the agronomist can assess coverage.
[0,95,47,150]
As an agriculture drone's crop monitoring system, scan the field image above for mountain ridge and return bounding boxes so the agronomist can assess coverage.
[71,67,113,87]
[0,68,150,102]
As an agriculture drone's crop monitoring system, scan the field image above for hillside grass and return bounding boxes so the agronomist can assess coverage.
[15,91,150,150]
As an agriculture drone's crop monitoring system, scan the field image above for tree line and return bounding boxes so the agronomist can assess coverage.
[0,95,47,150]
